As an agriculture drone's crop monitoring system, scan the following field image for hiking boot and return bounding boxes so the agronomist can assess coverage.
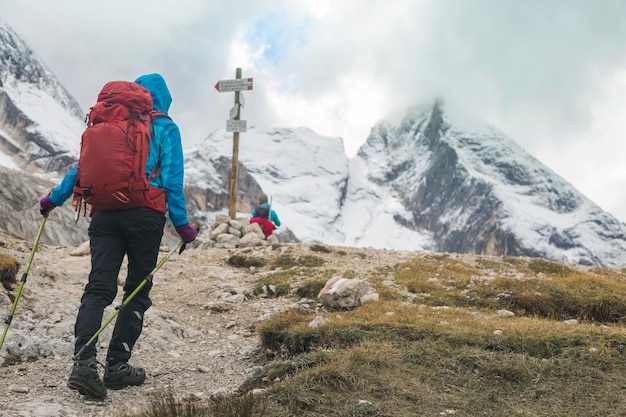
[103,361,146,389]
[67,357,107,400]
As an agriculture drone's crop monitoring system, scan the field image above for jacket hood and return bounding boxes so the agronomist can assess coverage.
[134,73,172,114]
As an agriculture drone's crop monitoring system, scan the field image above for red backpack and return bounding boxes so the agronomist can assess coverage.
[249,217,276,238]
[73,81,168,215]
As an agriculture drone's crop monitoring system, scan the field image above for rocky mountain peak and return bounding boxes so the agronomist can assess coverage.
[349,102,626,267]
[0,21,83,119]
[0,20,84,173]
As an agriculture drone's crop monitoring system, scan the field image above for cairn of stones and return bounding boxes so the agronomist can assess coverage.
[199,214,279,249]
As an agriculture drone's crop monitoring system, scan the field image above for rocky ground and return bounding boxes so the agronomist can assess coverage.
[0,231,414,417]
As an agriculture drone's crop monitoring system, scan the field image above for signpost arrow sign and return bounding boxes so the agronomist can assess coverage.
[215,78,253,92]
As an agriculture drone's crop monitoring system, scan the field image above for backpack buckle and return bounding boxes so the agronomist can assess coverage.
[112,191,130,204]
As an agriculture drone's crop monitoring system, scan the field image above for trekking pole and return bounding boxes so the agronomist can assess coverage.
[0,216,47,352]
[74,239,184,360]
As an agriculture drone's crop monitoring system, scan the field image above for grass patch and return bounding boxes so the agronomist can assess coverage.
[253,272,293,297]
[252,300,626,416]
[253,268,336,298]
[528,258,574,276]
[0,254,20,291]
[227,255,267,269]
[309,244,332,254]
[391,255,626,323]
[271,255,325,269]
[295,279,327,299]
[117,391,266,417]
[488,274,626,322]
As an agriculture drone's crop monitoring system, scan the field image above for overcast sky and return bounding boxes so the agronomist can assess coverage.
[3,0,626,222]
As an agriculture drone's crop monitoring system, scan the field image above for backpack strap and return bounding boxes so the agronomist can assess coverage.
[150,110,171,135]
[145,111,171,181]
[151,110,171,119]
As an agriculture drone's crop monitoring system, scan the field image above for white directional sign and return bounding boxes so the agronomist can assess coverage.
[226,119,247,132]
[215,78,253,92]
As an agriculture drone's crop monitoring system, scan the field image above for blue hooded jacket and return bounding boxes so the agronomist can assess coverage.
[48,73,190,227]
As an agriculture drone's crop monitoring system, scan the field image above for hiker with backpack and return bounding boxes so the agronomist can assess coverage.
[38,73,196,401]
[249,193,281,238]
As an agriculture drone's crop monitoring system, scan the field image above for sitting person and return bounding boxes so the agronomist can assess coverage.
[249,193,280,238]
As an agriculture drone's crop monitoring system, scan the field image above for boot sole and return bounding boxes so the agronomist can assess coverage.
[68,375,107,400]
[103,377,146,390]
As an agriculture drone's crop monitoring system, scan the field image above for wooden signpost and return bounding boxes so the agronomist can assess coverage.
[215,68,253,219]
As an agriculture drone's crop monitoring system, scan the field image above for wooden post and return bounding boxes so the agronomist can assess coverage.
[216,68,251,219]
[228,68,242,219]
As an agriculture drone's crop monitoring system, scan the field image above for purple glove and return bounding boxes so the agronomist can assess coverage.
[175,223,197,243]
[39,196,56,216]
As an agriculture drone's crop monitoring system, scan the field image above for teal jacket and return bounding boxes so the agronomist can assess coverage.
[251,202,281,227]
[48,73,190,227]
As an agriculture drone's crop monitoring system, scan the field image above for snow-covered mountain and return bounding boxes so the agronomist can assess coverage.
[339,103,626,267]
[188,105,626,268]
[185,127,349,243]
[0,21,84,173]
[0,21,87,245]
[2,18,626,267]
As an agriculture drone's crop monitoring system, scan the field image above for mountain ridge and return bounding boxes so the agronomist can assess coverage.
[340,102,626,267]
[1,19,626,268]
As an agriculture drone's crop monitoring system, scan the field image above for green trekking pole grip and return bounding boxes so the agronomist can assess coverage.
[1,216,47,352]
[74,239,184,360]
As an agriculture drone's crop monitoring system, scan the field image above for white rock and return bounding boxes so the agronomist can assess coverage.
[210,223,230,239]
[8,385,29,393]
[361,292,379,304]
[216,234,240,245]
[309,316,329,328]
[70,240,90,256]
[228,219,245,230]
[318,276,371,309]
[497,309,515,318]
[212,387,231,396]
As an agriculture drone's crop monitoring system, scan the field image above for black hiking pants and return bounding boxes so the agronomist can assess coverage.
[74,206,165,363]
